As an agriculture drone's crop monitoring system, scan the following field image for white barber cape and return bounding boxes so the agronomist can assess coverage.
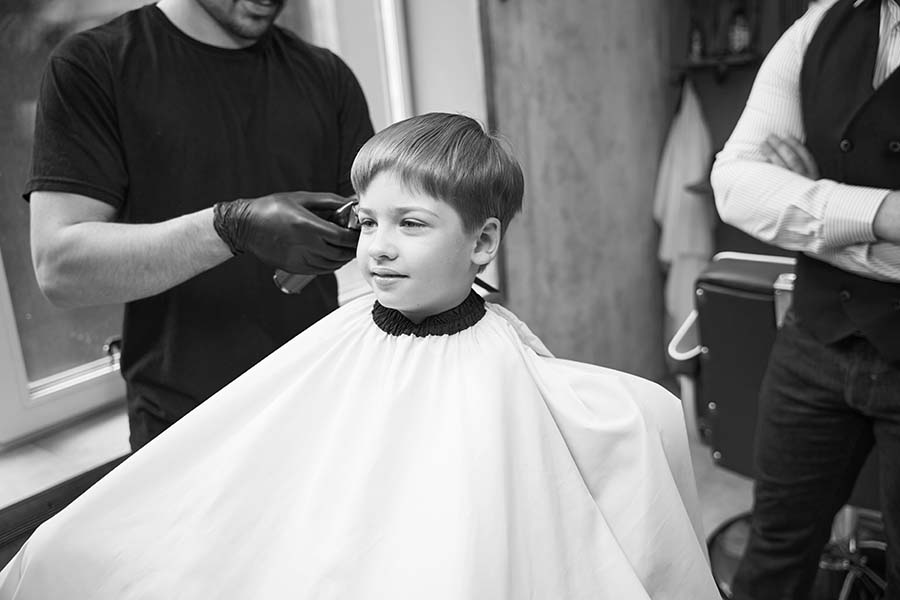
[0,292,718,599]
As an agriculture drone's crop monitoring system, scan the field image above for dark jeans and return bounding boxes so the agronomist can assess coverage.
[732,312,900,600]
[128,409,174,452]
[126,383,192,452]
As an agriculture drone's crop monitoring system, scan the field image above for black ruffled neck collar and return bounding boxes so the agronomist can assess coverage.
[372,290,486,337]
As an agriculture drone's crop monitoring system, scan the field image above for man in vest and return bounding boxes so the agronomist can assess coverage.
[711,0,900,598]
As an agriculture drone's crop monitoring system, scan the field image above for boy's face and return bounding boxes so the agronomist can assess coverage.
[356,173,483,324]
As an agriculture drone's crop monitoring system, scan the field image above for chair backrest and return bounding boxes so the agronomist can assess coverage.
[693,253,880,511]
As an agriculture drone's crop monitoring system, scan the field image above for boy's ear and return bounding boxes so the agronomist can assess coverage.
[471,217,501,267]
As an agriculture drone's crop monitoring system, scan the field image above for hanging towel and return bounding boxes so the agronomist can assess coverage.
[653,79,716,340]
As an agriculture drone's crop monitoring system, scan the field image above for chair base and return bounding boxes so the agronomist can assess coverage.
[707,511,887,599]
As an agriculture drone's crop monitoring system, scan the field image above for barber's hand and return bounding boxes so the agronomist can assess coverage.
[213,191,359,274]
[761,134,820,179]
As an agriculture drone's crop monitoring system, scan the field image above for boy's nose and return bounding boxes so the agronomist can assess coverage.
[366,229,397,260]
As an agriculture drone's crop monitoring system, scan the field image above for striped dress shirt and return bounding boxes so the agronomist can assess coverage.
[711,0,900,282]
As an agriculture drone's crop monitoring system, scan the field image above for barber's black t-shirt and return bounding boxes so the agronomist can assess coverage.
[26,6,374,422]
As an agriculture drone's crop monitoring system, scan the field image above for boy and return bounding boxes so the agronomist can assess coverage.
[0,113,718,599]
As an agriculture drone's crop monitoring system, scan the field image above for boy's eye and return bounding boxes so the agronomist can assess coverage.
[358,218,376,229]
[400,219,425,228]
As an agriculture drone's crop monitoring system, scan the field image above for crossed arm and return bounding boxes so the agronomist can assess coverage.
[759,134,900,245]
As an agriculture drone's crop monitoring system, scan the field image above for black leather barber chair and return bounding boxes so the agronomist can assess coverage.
[669,252,886,600]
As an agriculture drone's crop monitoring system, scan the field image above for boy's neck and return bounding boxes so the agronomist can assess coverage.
[398,286,475,324]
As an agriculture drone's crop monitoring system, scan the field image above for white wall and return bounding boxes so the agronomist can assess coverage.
[404,1,487,123]
[329,0,487,128]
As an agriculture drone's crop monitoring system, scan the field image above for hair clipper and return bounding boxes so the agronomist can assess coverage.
[273,198,360,294]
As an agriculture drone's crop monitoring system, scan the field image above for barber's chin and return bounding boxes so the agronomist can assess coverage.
[234,1,281,34]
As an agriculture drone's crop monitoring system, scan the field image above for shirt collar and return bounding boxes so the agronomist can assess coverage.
[854,0,899,8]
[882,0,900,27]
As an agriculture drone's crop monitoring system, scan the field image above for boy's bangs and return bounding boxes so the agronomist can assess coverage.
[350,113,524,233]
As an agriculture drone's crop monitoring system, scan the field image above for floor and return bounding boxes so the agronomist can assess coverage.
[0,402,130,509]
[0,380,756,541]
[691,428,755,538]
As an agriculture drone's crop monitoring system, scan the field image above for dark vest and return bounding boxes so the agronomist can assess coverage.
[795,0,900,362]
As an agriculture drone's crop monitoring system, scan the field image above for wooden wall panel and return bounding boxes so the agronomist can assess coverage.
[483,0,673,378]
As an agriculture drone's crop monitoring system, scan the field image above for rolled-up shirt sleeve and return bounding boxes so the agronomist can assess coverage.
[711,0,900,281]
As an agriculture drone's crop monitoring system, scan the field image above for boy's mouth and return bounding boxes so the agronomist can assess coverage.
[371,270,407,279]
[370,268,408,284]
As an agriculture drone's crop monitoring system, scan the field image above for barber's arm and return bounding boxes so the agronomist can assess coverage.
[710,1,900,280]
[873,192,900,244]
[31,190,358,309]
[760,134,900,246]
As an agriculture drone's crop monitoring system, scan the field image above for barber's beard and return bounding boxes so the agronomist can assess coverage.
[199,0,284,42]
[228,0,284,40]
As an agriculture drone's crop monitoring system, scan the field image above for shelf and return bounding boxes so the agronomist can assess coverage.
[682,52,759,69]
[674,52,760,83]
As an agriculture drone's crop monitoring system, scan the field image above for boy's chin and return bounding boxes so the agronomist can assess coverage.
[371,294,427,323]
[371,291,405,311]
[370,283,473,322]
[373,294,399,309]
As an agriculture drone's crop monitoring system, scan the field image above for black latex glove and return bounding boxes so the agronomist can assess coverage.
[213,191,360,274]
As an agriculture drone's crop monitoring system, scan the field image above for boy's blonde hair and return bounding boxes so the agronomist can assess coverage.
[351,112,524,234]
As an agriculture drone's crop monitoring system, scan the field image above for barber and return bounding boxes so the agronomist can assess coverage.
[28,0,374,450]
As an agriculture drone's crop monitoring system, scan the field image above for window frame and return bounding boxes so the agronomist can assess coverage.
[0,247,123,447]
